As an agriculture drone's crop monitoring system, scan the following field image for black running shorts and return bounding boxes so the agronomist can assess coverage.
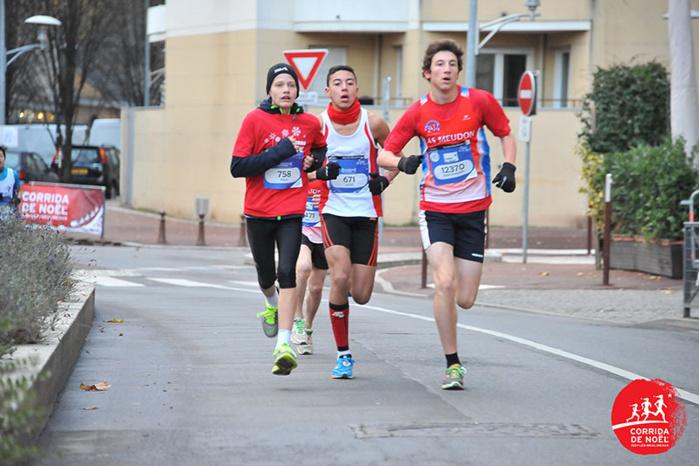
[321,214,378,267]
[419,210,486,263]
[301,234,329,270]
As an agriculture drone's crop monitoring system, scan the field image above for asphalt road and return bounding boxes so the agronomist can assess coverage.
[33,246,699,465]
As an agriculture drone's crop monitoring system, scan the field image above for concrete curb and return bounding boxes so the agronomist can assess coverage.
[7,279,95,449]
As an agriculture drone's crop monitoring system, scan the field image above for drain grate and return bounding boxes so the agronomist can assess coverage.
[352,422,599,439]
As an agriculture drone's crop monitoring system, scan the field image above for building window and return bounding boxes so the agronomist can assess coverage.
[307,46,347,103]
[474,48,534,107]
[554,47,571,108]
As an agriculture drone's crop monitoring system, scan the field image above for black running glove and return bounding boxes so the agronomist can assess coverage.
[315,162,340,181]
[492,162,516,193]
[397,155,423,175]
[368,173,390,195]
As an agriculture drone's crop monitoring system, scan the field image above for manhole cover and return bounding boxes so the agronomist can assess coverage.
[352,422,598,439]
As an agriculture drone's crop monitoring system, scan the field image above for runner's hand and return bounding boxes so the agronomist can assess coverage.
[397,155,422,175]
[368,173,389,195]
[315,162,340,181]
[492,162,516,193]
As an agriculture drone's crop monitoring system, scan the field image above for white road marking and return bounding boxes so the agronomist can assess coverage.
[229,280,260,287]
[93,276,145,287]
[148,278,233,289]
[358,303,699,406]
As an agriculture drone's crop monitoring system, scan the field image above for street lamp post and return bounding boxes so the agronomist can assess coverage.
[0,0,61,126]
[465,0,540,88]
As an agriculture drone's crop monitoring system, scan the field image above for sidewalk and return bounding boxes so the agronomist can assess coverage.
[68,200,694,326]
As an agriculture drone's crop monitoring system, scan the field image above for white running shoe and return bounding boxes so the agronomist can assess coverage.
[291,318,305,345]
[297,330,314,355]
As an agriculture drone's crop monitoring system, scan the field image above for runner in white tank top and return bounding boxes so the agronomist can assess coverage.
[314,65,401,380]
[320,108,380,218]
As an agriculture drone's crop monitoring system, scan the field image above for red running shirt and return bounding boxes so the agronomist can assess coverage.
[233,109,326,217]
[383,87,510,213]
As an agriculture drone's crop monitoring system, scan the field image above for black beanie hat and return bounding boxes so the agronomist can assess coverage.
[266,62,300,95]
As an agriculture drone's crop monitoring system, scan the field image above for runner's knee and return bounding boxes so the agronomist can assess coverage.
[456,295,476,310]
[277,263,296,289]
[296,260,312,280]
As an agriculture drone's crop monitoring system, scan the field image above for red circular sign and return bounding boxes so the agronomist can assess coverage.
[611,379,687,455]
[518,71,536,116]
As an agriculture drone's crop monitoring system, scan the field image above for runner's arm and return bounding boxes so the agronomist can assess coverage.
[368,112,400,183]
[230,138,297,178]
[500,133,516,166]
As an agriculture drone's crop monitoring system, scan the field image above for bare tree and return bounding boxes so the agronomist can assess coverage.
[4,0,165,162]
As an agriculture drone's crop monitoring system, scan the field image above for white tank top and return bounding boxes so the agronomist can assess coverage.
[320,108,381,218]
[0,168,17,204]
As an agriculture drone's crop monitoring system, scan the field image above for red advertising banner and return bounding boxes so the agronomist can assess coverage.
[19,183,105,237]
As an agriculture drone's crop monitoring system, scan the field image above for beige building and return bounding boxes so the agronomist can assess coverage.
[122,0,699,228]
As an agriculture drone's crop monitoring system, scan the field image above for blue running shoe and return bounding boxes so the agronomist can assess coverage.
[331,356,354,379]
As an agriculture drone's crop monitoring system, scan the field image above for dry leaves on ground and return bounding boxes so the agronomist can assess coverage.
[80,382,111,391]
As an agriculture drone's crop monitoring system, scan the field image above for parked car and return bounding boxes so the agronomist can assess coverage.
[5,149,59,183]
[51,145,120,199]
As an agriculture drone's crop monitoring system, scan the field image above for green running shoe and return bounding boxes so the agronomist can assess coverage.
[272,343,298,376]
[256,303,278,338]
[442,364,466,390]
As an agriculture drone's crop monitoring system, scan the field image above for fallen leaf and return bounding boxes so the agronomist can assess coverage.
[80,382,111,391]
[83,406,99,410]
[106,318,124,323]
[576,272,585,276]
[119,333,124,337]
[660,290,673,294]
[539,272,549,276]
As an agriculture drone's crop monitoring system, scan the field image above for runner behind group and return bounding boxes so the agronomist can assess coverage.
[231,63,327,376]
[291,177,328,355]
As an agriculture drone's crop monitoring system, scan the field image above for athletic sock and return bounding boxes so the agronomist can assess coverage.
[446,352,461,368]
[276,329,291,349]
[266,287,279,307]
[329,301,349,349]
[337,349,352,359]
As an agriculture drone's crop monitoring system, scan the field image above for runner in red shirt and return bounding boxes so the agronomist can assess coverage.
[378,39,517,390]
[231,63,326,376]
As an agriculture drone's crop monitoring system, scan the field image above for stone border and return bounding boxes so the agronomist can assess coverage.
[5,280,95,448]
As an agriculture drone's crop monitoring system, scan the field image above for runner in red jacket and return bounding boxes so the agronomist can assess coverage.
[231,63,327,376]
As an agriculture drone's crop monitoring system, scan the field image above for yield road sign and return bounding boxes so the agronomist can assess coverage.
[282,49,328,91]
[518,71,536,116]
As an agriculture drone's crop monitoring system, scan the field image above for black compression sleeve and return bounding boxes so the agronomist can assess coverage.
[230,138,296,178]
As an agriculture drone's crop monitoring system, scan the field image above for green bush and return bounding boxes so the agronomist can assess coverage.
[579,62,670,154]
[0,358,43,462]
[0,214,74,462]
[582,139,699,241]
[0,215,74,353]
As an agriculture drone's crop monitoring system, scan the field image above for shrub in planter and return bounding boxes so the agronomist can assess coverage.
[603,138,699,242]
[0,215,74,353]
[580,139,699,278]
[0,214,74,462]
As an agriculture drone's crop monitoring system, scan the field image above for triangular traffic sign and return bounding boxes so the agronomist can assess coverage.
[282,49,328,91]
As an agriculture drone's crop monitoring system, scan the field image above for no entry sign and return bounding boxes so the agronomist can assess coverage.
[518,71,536,116]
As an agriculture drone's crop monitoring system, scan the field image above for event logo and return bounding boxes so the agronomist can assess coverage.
[611,379,686,455]
[424,120,440,133]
